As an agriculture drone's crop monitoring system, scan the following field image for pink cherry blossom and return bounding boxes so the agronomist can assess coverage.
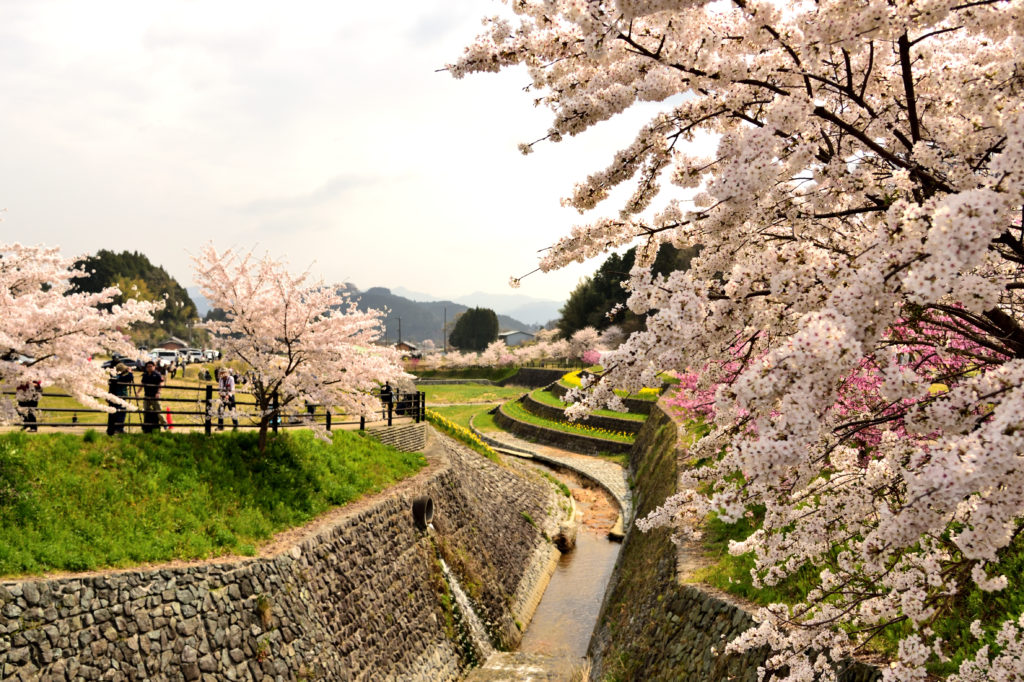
[0,242,158,419]
[454,1,1024,677]
[194,245,407,451]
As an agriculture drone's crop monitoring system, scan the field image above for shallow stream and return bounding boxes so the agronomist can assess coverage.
[517,463,622,659]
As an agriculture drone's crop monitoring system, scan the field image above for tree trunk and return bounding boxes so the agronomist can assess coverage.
[258,417,269,453]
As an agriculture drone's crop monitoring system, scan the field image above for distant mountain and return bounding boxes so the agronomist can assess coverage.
[391,287,561,327]
[391,286,441,303]
[186,286,211,317]
[454,291,562,327]
[351,287,538,346]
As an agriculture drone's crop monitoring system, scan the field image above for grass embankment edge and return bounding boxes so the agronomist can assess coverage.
[0,429,426,577]
[502,399,636,445]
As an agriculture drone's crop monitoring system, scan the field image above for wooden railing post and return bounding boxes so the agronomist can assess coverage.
[272,391,279,434]
[326,410,332,432]
[204,384,213,435]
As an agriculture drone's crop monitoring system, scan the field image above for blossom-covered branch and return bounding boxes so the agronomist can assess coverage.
[453,0,1024,678]
[0,242,159,420]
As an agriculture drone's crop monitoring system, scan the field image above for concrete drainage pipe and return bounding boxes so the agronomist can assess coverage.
[412,496,434,531]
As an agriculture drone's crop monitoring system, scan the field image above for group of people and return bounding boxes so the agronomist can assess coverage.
[105,363,239,436]
[21,365,401,435]
[105,361,172,435]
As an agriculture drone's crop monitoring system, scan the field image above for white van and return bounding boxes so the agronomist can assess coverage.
[150,349,180,368]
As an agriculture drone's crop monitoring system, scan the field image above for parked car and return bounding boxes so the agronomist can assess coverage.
[183,348,204,363]
[102,354,151,370]
[150,349,180,368]
[1,352,35,365]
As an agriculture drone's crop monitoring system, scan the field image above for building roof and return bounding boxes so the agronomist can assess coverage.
[158,336,189,347]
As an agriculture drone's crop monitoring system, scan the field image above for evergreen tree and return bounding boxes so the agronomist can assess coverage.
[73,250,203,346]
[448,307,499,351]
[556,244,699,338]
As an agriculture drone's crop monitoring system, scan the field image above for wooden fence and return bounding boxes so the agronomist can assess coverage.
[3,383,426,435]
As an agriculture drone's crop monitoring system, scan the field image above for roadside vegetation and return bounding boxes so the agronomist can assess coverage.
[425,410,502,464]
[0,430,426,576]
[429,404,500,431]
[419,383,526,405]
[501,400,635,444]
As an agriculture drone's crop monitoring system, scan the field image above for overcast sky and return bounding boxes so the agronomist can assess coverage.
[0,0,670,303]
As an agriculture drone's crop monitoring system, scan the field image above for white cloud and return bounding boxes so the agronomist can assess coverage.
[0,0,705,304]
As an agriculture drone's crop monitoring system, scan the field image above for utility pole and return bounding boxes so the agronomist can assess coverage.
[443,307,447,353]
[397,317,402,345]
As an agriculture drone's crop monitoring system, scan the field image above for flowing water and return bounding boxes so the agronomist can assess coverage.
[517,465,622,659]
[440,558,496,662]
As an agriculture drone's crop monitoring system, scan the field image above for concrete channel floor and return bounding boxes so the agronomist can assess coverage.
[462,652,578,681]
[461,428,633,681]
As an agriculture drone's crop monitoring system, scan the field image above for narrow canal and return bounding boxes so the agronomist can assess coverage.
[518,463,622,659]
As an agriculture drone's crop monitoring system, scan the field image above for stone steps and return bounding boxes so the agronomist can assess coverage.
[365,422,427,452]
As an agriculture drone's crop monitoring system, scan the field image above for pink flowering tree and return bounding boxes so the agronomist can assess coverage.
[0,242,158,421]
[568,327,601,361]
[194,246,407,452]
[453,1,1024,679]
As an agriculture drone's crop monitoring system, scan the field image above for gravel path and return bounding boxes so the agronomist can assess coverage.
[473,426,633,525]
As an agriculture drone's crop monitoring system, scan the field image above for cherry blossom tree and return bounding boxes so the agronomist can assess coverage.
[0,242,159,422]
[194,246,407,452]
[453,1,1024,679]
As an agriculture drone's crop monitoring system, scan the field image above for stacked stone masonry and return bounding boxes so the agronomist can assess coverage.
[519,391,643,435]
[588,405,882,682]
[0,431,561,681]
[497,368,566,389]
[547,381,656,415]
[365,422,427,452]
[493,402,633,456]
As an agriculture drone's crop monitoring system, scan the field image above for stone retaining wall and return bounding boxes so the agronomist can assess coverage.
[414,379,498,386]
[493,403,633,456]
[366,421,427,451]
[588,406,882,682]
[548,381,656,415]
[498,368,567,388]
[0,431,562,681]
[520,392,643,435]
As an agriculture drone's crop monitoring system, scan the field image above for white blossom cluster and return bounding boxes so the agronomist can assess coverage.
[194,246,408,447]
[453,0,1024,678]
[421,326,604,369]
[0,243,159,416]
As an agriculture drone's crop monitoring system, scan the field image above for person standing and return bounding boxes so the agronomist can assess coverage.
[106,364,134,435]
[15,380,42,432]
[379,382,394,420]
[140,361,164,434]
[217,367,239,431]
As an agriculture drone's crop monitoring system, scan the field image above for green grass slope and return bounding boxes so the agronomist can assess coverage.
[0,430,426,577]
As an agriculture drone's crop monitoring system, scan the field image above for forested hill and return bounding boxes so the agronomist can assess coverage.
[350,287,537,346]
[72,250,201,347]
